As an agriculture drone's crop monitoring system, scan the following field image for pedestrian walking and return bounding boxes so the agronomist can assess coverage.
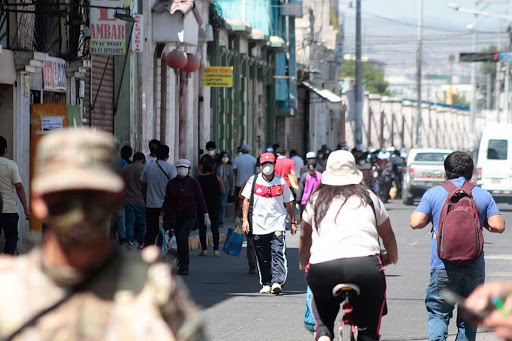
[199,141,219,175]
[296,161,322,216]
[121,152,146,249]
[410,151,505,341]
[198,163,225,256]
[121,145,133,165]
[299,150,398,341]
[300,151,324,176]
[233,144,257,212]
[140,145,177,247]
[217,151,235,227]
[161,159,210,275]
[242,153,296,295]
[145,139,160,164]
[0,128,205,340]
[0,136,31,255]
[290,150,304,178]
[275,147,298,192]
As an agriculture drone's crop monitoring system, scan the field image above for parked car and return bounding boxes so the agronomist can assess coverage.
[477,123,512,203]
[402,148,453,205]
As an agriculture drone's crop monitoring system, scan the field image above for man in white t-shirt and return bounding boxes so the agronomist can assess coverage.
[242,153,296,295]
[0,136,31,254]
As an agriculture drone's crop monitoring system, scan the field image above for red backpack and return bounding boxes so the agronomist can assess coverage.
[436,182,483,265]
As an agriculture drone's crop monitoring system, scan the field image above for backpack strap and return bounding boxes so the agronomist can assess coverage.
[460,181,475,197]
[441,181,457,193]
[248,174,258,235]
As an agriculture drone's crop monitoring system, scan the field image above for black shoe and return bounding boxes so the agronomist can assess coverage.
[177,268,189,276]
[119,238,127,245]
[219,222,224,227]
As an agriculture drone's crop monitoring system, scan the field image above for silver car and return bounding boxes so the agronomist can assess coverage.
[402,148,452,205]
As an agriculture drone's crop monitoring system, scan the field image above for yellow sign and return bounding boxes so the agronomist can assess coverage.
[204,67,233,88]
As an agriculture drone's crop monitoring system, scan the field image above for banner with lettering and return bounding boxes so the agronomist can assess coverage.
[90,0,127,55]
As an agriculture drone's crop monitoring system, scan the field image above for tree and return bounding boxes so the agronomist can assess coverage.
[340,60,391,96]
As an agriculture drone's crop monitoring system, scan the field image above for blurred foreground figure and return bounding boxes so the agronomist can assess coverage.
[0,129,204,341]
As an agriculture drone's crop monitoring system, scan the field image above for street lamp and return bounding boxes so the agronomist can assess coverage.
[448,3,512,155]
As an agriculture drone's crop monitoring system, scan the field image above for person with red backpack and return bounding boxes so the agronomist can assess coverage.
[410,151,505,341]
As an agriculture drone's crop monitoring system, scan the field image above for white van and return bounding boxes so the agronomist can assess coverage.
[477,122,512,202]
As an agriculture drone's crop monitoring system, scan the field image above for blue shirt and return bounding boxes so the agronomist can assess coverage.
[415,177,501,271]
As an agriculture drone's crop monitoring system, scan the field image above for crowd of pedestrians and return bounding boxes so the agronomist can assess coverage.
[2,130,512,341]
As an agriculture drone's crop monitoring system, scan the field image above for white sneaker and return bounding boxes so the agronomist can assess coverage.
[259,285,271,294]
[199,250,207,256]
[271,283,282,295]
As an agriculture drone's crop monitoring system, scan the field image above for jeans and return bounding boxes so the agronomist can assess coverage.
[199,212,219,250]
[219,186,229,223]
[175,216,196,271]
[426,267,485,341]
[0,213,19,255]
[145,208,162,246]
[115,206,126,240]
[124,203,146,244]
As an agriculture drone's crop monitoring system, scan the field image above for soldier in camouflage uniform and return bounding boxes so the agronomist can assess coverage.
[0,128,205,341]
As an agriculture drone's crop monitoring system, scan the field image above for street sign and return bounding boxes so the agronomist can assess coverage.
[204,67,233,87]
[499,52,512,63]
[131,15,143,53]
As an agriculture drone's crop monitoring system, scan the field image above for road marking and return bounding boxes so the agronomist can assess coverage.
[486,255,512,260]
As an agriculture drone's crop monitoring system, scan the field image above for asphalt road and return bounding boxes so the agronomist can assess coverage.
[182,200,512,341]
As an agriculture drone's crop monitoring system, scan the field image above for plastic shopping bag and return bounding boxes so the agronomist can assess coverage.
[223,227,244,256]
[155,227,169,255]
[304,286,315,332]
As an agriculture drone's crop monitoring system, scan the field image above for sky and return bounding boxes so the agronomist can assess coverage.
[340,0,512,77]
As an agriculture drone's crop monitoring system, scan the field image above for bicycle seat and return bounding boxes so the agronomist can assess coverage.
[332,283,361,298]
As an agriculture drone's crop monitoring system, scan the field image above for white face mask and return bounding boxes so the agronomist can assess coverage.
[222,157,229,164]
[262,164,274,176]
[178,167,189,177]
[208,150,216,157]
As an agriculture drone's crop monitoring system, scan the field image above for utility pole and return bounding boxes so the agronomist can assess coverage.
[415,0,423,147]
[354,0,363,150]
[506,24,512,122]
[496,18,502,122]
[469,11,478,155]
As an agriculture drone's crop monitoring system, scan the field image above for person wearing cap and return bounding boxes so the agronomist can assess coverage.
[0,128,205,340]
[199,141,219,175]
[0,136,31,254]
[140,145,177,247]
[241,152,297,295]
[233,144,257,213]
[161,159,209,276]
[300,151,324,177]
[299,150,398,341]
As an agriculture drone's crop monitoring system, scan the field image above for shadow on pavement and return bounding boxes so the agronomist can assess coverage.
[181,239,307,309]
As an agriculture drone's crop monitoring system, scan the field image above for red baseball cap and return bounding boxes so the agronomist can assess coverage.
[259,152,276,164]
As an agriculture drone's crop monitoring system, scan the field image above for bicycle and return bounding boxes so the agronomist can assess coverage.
[332,283,360,341]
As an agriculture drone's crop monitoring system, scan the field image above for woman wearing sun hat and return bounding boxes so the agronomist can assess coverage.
[299,150,399,341]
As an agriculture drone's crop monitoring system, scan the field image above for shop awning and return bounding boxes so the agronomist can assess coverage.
[302,81,342,104]
[0,50,16,85]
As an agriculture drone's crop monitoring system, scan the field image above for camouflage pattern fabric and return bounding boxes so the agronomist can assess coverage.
[0,246,205,341]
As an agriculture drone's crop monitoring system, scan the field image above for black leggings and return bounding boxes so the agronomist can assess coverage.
[306,255,386,341]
